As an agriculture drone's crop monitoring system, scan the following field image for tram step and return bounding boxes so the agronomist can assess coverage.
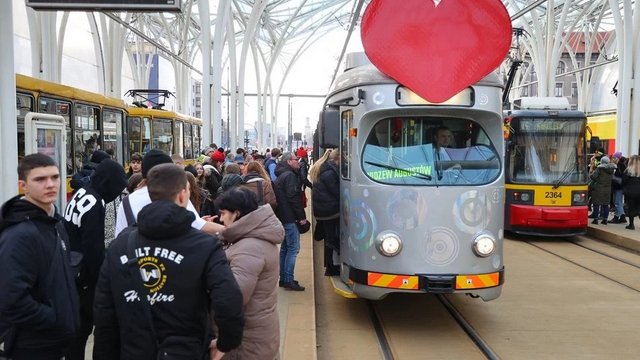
[329,276,358,299]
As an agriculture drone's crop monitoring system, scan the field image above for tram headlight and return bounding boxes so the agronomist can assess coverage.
[510,190,534,204]
[375,231,403,257]
[473,234,496,257]
[572,190,588,205]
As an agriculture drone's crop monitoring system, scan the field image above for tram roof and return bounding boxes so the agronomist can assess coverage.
[126,106,202,124]
[16,74,126,109]
[329,64,503,99]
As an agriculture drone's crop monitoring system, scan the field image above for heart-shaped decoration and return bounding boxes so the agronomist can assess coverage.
[361,0,512,103]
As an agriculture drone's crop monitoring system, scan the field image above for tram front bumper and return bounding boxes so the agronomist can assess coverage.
[348,266,505,295]
[509,204,588,228]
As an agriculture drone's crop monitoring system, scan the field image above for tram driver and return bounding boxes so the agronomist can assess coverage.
[433,126,454,161]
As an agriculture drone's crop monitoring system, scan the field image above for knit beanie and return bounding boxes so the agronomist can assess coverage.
[600,156,610,164]
[296,147,308,158]
[212,150,225,163]
[142,149,172,178]
[221,174,243,191]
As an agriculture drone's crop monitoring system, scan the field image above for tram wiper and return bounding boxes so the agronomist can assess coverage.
[552,168,575,189]
[364,161,432,180]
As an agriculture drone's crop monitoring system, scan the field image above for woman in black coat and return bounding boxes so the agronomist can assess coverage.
[590,156,617,225]
[310,149,341,276]
[622,155,640,229]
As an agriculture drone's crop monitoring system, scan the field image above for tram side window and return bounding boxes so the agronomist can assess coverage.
[16,93,34,160]
[362,117,500,186]
[341,110,353,179]
[127,116,142,155]
[193,124,201,158]
[39,97,72,175]
[184,123,193,159]
[174,121,184,158]
[142,117,151,154]
[74,104,100,172]
[103,109,122,163]
[152,118,173,154]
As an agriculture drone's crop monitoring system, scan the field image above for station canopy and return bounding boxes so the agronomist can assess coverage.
[115,0,619,82]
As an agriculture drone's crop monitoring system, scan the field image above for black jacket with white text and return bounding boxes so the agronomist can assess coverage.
[93,200,244,360]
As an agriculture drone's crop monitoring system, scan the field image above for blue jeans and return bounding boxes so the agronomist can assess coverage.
[613,189,625,216]
[280,223,301,283]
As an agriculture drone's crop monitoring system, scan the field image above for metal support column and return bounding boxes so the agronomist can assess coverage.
[212,0,230,147]
[198,0,212,146]
[0,0,18,203]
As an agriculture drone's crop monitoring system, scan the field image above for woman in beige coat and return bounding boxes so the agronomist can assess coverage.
[217,186,284,360]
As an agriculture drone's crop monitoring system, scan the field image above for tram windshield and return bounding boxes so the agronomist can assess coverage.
[362,117,500,186]
[506,117,587,185]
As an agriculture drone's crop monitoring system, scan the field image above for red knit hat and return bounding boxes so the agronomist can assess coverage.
[211,150,225,163]
[296,147,308,158]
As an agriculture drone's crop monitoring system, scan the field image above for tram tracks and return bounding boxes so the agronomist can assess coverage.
[366,295,500,360]
[435,295,500,360]
[524,237,640,293]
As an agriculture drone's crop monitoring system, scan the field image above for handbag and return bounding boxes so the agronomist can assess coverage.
[297,220,311,234]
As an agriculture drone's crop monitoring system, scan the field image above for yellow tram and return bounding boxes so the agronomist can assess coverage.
[16,74,203,196]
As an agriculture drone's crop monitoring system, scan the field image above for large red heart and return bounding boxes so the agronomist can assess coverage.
[361,0,512,103]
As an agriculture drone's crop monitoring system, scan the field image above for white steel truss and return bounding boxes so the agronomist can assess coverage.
[15,0,638,153]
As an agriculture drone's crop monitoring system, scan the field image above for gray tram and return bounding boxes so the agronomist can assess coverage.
[317,54,505,301]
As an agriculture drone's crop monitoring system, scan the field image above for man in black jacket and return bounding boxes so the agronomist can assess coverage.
[0,154,80,360]
[93,163,244,360]
[63,159,127,360]
[274,152,308,291]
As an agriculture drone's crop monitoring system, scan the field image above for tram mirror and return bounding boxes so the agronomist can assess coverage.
[589,136,601,154]
[319,110,340,148]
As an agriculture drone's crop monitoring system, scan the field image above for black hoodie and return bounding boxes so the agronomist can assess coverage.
[0,196,80,354]
[93,200,244,359]
[64,159,127,292]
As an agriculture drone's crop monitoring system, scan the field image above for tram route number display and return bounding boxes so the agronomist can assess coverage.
[545,191,562,199]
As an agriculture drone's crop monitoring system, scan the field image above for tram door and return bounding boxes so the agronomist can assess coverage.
[24,112,67,211]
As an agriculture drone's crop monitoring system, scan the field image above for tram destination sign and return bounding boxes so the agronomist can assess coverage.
[26,0,181,12]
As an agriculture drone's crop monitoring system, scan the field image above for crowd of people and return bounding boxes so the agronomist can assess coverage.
[588,150,640,229]
[0,144,337,360]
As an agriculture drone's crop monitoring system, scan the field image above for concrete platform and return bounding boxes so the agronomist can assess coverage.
[582,217,640,253]
[278,222,317,360]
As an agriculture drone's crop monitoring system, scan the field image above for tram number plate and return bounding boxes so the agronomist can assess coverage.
[545,191,562,199]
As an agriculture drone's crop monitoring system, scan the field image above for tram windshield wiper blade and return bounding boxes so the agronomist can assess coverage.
[553,168,575,189]
[364,161,432,180]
